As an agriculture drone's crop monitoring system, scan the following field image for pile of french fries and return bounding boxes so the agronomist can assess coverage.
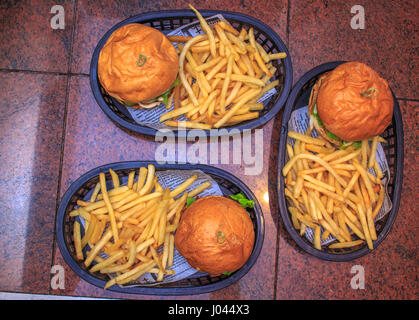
[283,130,386,251]
[70,165,211,289]
[161,4,287,129]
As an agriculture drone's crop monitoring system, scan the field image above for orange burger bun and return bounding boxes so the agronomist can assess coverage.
[98,23,179,104]
[309,61,393,142]
[174,196,255,276]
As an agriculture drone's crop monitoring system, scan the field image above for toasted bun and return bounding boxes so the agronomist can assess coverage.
[308,73,337,145]
[174,196,255,276]
[315,62,393,142]
[98,24,179,103]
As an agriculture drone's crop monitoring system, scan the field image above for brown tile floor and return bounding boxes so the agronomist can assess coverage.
[288,0,418,99]
[0,0,75,73]
[0,0,417,300]
[0,72,67,293]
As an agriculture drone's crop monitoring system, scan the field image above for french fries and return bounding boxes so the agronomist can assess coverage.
[160,5,287,128]
[73,221,83,260]
[283,130,387,251]
[71,165,211,289]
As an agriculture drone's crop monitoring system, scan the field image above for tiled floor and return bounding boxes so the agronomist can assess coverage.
[0,0,417,300]
[0,72,66,294]
[287,0,418,99]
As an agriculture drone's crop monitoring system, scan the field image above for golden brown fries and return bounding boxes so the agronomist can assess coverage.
[160,5,287,129]
[73,221,83,260]
[283,131,386,251]
[167,35,193,42]
[71,165,211,289]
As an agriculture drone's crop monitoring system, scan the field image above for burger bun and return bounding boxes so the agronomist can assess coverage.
[98,23,179,104]
[314,62,393,142]
[174,196,255,276]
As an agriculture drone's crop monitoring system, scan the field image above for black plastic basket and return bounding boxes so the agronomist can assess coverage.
[56,161,264,295]
[277,61,404,261]
[90,9,292,137]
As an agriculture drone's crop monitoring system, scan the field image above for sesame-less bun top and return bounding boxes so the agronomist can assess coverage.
[98,23,179,104]
[174,196,255,276]
[315,62,393,142]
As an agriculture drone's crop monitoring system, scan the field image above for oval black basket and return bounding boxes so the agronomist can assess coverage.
[277,61,404,261]
[90,9,292,137]
[56,161,264,295]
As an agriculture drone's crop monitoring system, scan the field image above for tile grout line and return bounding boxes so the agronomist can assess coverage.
[50,0,79,295]
[0,68,89,77]
[395,97,419,102]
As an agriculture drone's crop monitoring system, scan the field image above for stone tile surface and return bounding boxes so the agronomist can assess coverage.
[0,0,75,73]
[0,72,66,293]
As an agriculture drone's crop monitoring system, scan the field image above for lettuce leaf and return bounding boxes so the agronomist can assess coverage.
[121,77,180,107]
[311,103,324,127]
[122,101,138,107]
[157,77,180,107]
[326,130,341,141]
[229,192,255,209]
[186,197,196,208]
[339,141,362,150]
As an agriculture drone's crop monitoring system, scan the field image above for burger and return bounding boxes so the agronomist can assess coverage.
[98,23,179,109]
[308,62,393,148]
[174,195,255,276]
